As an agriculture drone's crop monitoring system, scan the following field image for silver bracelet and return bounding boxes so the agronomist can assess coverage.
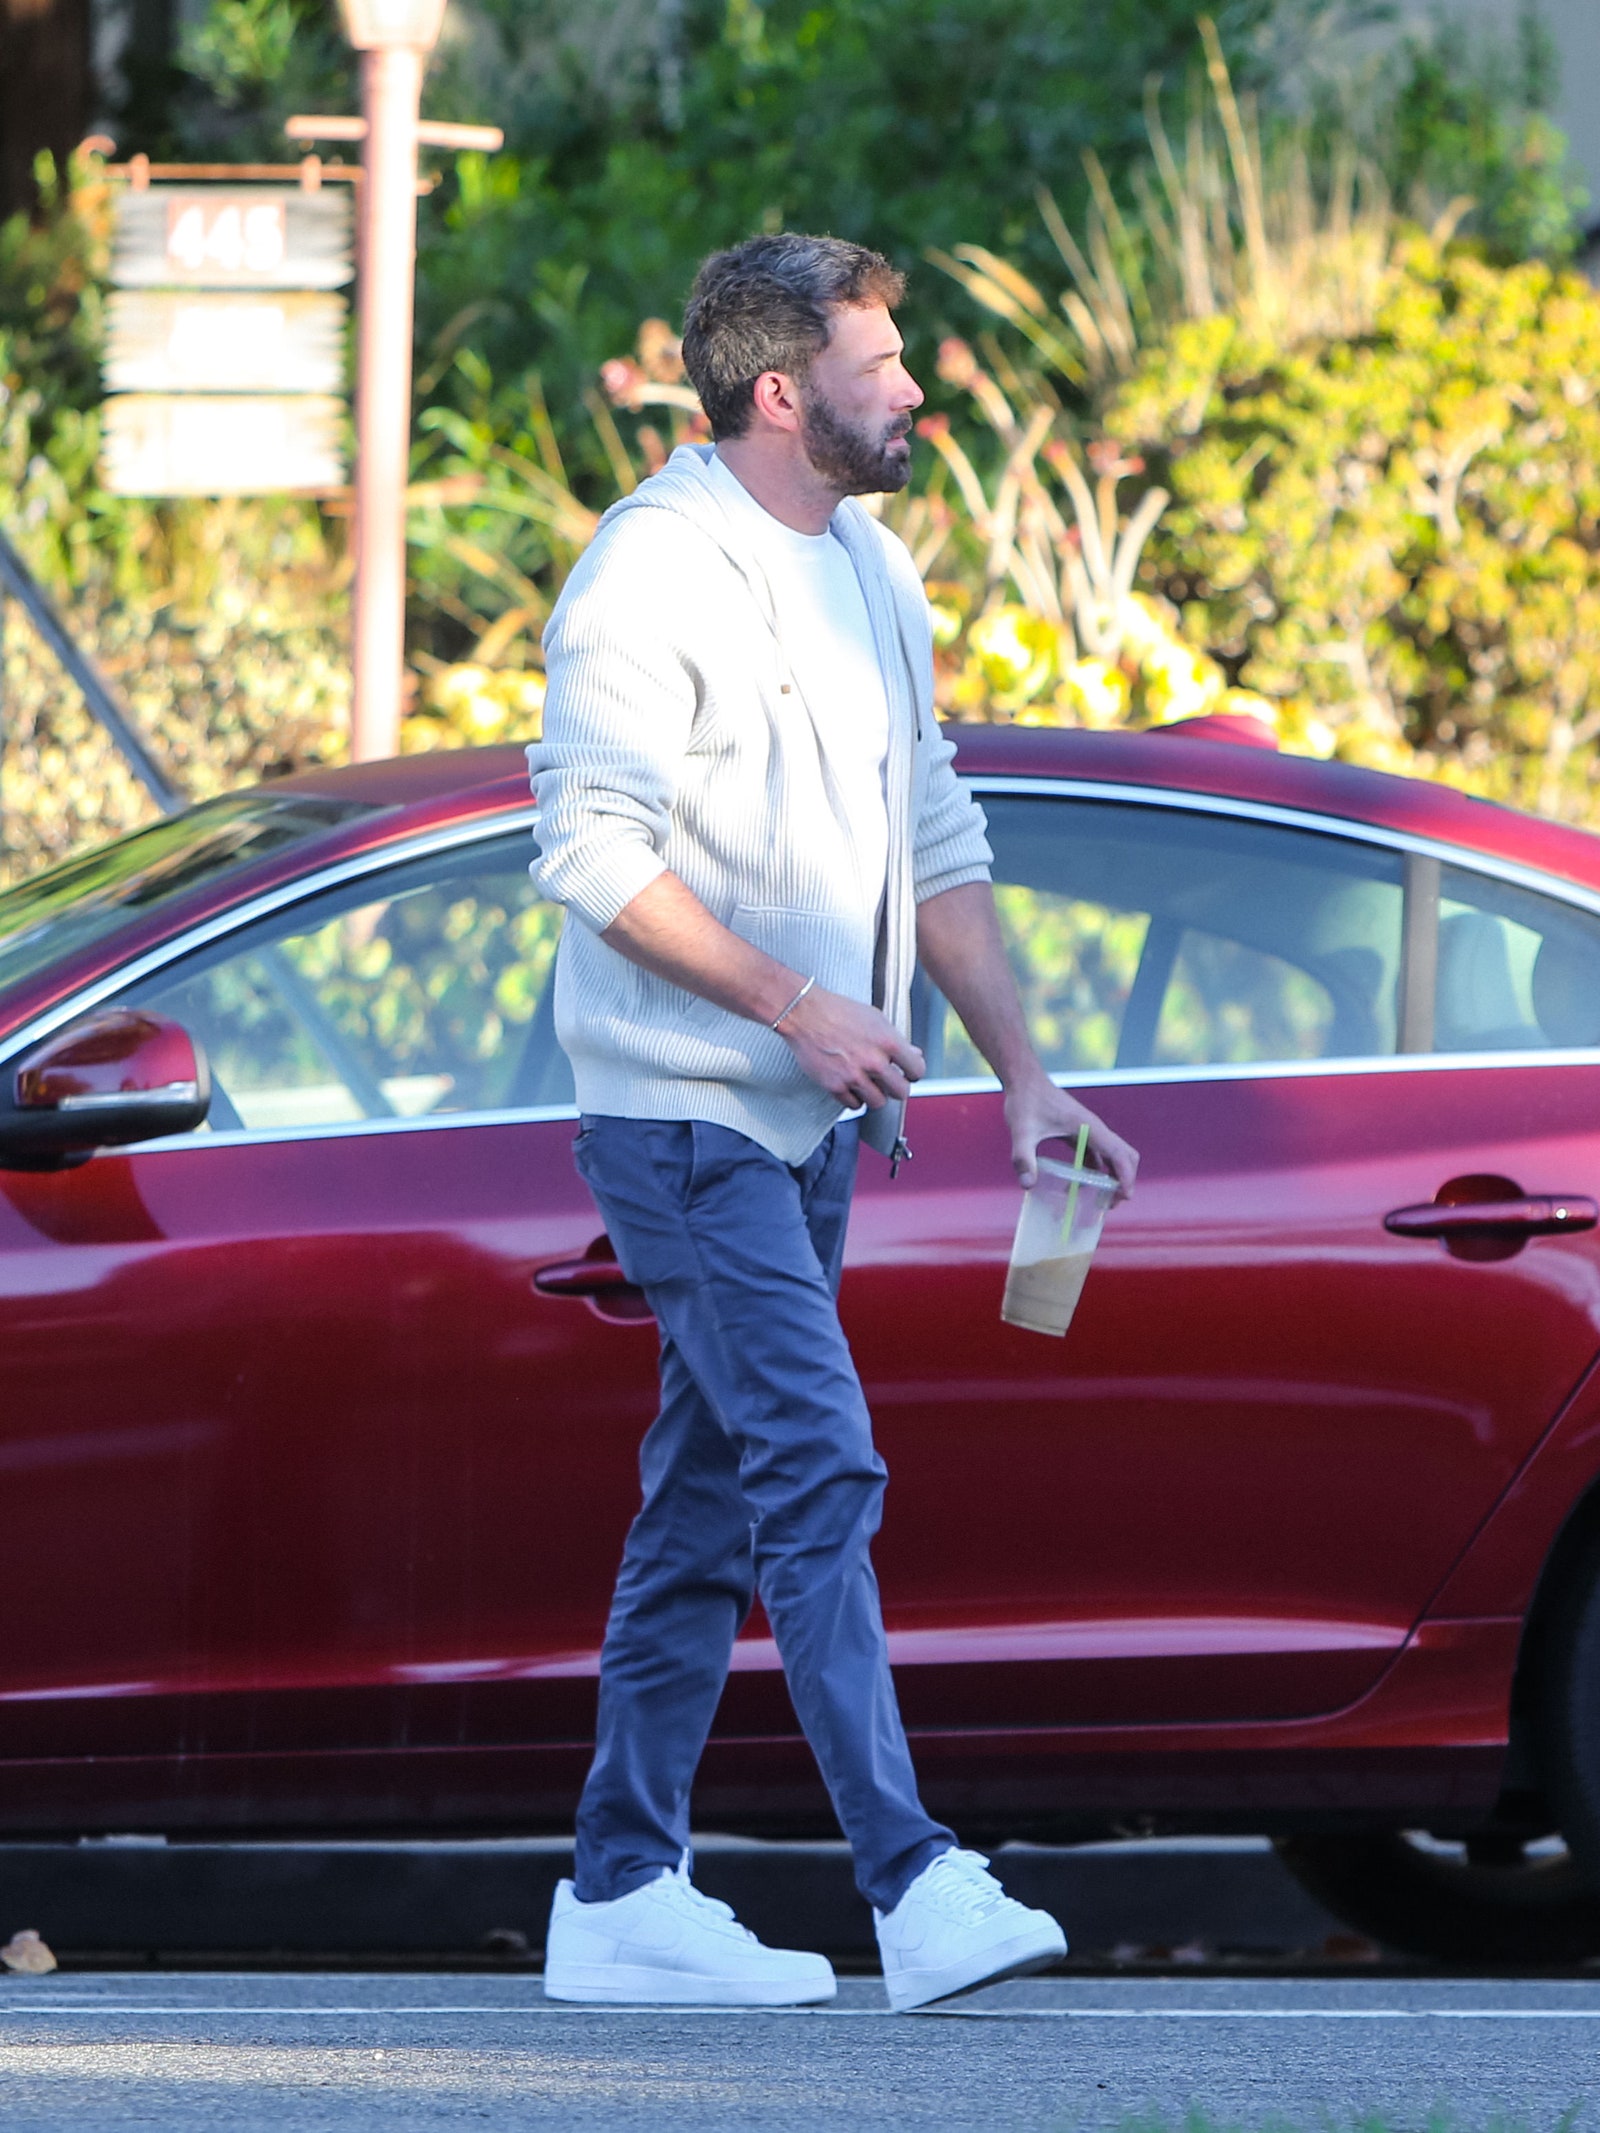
[770,975,816,1030]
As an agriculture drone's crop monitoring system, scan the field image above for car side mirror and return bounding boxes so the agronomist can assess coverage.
[0,1010,211,1171]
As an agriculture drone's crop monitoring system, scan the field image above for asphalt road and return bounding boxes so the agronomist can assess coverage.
[0,1974,1595,2130]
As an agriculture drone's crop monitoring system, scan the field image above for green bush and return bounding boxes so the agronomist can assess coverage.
[1340,2,1585,264]
[417,0,1292,393]
[929,33,1600,820]
[1105,235,1600,818]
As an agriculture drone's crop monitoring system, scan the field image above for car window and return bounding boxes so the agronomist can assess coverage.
[112,834,569,1131]
[1153,932,1340,1066]
[1433,865,1600,1053]
[0,790,383,1007]
[919,797,1405,1076]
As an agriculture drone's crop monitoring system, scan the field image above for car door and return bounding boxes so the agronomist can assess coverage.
[843,783,1600,1734]
[0,821,660,1788]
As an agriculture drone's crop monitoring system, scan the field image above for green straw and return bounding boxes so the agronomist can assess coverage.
[1061,1121,1091,1243]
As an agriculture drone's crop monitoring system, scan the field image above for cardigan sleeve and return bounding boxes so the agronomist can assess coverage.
[913,713,994,904]
[525,511,702,933]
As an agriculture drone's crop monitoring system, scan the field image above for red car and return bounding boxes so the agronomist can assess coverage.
[5,721,1600,1964]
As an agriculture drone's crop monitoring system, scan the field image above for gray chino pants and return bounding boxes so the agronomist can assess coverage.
[570,1114,954,1914]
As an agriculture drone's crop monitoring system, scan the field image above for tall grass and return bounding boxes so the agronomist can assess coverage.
[933,17,1399,399]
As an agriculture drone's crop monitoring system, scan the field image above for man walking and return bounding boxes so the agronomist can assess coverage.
[528,233,1137,2012]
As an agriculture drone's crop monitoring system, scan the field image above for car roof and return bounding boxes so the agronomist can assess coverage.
[287,725,1600,898]
[6,723,1600,1048]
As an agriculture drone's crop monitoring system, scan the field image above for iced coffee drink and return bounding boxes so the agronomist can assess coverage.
[1002,1156,1116,1338]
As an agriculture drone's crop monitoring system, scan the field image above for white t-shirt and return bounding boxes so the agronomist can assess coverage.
[706,451,890,919]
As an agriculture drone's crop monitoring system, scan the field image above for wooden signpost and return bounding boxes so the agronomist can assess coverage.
[101,172,353,498]
[97,0,502,759]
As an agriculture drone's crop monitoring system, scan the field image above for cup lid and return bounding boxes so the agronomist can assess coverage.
[1033,1156,1117,1189]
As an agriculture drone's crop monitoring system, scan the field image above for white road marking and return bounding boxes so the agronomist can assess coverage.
[909,2008,1600,2022]
[0,2004,1599,2022]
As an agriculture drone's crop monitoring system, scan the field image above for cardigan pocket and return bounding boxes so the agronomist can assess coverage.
[682,903,873,1029]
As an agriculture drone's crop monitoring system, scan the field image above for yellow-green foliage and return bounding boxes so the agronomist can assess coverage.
[1105,236,1600,819]
[402,663,546,753]
[0,496,351,888]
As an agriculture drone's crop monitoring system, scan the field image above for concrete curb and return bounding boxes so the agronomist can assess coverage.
[0,1837,1346,1963]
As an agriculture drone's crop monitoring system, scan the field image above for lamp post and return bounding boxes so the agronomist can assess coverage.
[338,0,447,763]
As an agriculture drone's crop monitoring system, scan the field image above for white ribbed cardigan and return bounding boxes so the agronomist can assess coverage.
[526,445,993,1164]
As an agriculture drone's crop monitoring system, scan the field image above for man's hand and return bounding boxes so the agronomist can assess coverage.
[1005,1068,1137,1199]
[777,986,925,1109]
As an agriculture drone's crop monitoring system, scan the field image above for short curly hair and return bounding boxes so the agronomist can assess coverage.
[682,233,906,441]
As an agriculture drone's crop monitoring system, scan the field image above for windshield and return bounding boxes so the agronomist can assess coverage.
[0,789,383,1004]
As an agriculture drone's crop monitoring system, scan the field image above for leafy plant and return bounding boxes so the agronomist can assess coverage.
[1107,233,1600,816]
[911,332,1318,745]
[936,16,1398,405]
[927,26,1600,816]
[172,0,353,161]
[401,317,713,738]
[1332,0,1586,263]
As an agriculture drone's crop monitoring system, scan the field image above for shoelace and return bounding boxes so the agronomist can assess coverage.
[656,1864,758,1942]
[916,1849,1009,1925]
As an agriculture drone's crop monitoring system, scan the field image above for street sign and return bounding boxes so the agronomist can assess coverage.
[102,177,352,496]
[112,188,353,289]
[101,395,346,496]
[105,292,346,394]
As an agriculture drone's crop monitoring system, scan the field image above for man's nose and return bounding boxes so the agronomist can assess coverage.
[894,364,924,411]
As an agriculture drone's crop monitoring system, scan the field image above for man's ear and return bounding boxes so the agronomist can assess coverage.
[749,368,803,436]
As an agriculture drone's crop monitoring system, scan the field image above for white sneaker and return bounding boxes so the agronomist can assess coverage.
[875,1848,1067,2012]
[542,1859,837,2006]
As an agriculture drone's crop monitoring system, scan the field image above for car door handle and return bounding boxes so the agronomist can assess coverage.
[1384,1196,1599,1240]
[531,1250,655,1324]
[532,1257,634,1297]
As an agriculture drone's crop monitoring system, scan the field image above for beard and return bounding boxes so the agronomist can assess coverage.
[799,390,913,495]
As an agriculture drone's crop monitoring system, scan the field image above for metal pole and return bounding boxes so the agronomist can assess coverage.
[349,39,426,764]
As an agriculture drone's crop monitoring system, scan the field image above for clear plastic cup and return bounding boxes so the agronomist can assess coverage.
[1001,1156,1117,1338]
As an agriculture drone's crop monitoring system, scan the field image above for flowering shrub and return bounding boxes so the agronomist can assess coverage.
[939,586,1290,737]
[934,38,1600,816]
[8,46,1600,892]
[402,663,545,752]
[913,347,1284,738]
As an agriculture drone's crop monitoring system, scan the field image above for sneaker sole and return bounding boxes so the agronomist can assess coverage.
[543,1962,837,2008]
[884,1920,1068,2014]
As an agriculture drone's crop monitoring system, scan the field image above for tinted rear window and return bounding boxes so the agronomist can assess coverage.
[0,790,382,1004]
[919,795,1405,1076]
